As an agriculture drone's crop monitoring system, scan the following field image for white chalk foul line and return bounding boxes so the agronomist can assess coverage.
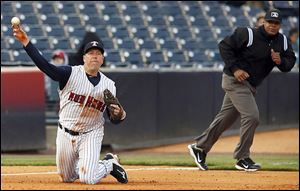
[1,167,199,176]
[1,171,58,176]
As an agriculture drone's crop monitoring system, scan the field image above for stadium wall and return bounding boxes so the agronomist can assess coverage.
[102,69,299,150]
[1,68,298,151]
[1,67,46,151]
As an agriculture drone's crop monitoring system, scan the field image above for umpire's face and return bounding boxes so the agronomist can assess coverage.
[83,48,104,74]
[264,20,281,36]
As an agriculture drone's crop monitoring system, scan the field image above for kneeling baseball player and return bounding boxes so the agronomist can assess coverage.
[12,20,128,184]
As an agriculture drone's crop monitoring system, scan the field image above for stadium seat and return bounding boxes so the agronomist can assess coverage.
[2,15,15,25]
[161,4,183,17]
[67,25,86,38]
[83,15,106,26]
[180,38,205,51]
[159,38,179,50]
[234,16,251,27]
[51,37,72,50]
[104,15,123,26]
[7,37,23,50]
[78,3,99,15]
[123,50,144,67]
[41,15,61,26]
[143,49,166,65]
[27,25,44,37]
[183,4,204,17]
[172,27,193,39]
[102,38,116,50]
[45,26,66,37]
[13,50,33,63]
[131,26,151,39]
[168,15,189,27]
[105,50,123,66]
[22,15,39,25]
[212,51,223,62]
[15,3,35,15]
[1,38,8,49]
[125,16,145,26]
[116,38,136,49]
[39,50,53,62]
[35,2,56,14]
[136,38,157,49]
[216,27,234,39]
[121,4,141,16]
[212,16,231,28]
[146,16,167,27]
[57,3,77,14]
[31,37,51,50]
[166,50,187,64]
[111,26,130,39]
[1,25,12,37]
[205,5,225,17]
[94,25,109,38]
[141,4,163,16]
[1,50,12,62]
[102,4,120,15]
[186,50,208,64]
[63,15,83,25]
[225,6,245,17]
[150,26,172,39]
[1,2,14,15]
[190,16,210,27]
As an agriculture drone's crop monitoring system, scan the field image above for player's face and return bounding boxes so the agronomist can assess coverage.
[83,48,104,74]
[264,20,281,36]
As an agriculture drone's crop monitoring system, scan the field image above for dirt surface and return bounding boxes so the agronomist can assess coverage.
[1,128,299,190]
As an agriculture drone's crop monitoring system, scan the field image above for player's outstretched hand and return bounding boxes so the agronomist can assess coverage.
[12,24,29,46]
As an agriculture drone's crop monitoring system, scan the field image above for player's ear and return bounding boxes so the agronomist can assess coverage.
[83,54,86,63]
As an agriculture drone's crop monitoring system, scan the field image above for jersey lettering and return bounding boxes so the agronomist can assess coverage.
[68,91,104,111]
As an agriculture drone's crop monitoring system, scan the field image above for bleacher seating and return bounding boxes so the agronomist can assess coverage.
[2,1,298,122]
[1,1,299,69]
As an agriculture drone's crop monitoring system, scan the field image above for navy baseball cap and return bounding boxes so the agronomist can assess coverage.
[264,9,282,23]
[84,41,104,54]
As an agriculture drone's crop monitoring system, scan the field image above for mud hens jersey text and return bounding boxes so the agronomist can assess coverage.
[58,65,116,133]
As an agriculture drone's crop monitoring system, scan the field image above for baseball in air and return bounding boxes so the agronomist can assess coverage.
[11,17,20,25]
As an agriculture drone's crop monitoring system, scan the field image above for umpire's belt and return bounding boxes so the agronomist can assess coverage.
[58,123,91,136]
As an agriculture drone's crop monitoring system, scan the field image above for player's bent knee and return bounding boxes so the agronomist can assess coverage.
[58,173,76,183]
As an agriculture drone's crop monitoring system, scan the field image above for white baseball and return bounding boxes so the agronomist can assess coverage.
[11,17,20,25]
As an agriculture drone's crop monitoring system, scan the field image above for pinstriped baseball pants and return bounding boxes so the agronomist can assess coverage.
[56,127,113,184]
[195,73,259,160]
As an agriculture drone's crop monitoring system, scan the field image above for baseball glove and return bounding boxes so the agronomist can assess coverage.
[103,89,124,121]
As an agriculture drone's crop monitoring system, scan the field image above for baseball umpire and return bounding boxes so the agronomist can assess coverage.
[12,23,128,184]
[188,8,296,171]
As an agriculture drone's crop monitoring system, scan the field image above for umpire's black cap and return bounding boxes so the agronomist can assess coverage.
[264,8,282,23]
[84,41,104,54]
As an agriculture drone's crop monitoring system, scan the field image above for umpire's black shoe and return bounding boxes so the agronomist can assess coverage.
[188,144,208,170]
[235,157,261,172]
[103,153,128,184]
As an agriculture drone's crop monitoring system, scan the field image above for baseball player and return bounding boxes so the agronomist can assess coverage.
[188,8,296,171]
[12,24,128,184]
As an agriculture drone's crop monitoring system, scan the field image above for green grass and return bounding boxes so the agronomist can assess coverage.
[1,153,298,171]
[1,155,56,166]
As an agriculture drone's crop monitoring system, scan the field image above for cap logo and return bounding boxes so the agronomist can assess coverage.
[91,41,98,46]
[271,12,279,18]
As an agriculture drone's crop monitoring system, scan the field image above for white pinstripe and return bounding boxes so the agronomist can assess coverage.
[56,65,116,184]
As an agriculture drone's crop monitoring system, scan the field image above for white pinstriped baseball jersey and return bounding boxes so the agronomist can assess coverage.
[58,65,116,133]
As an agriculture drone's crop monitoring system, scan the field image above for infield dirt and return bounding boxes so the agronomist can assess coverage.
[1,128,299,190]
